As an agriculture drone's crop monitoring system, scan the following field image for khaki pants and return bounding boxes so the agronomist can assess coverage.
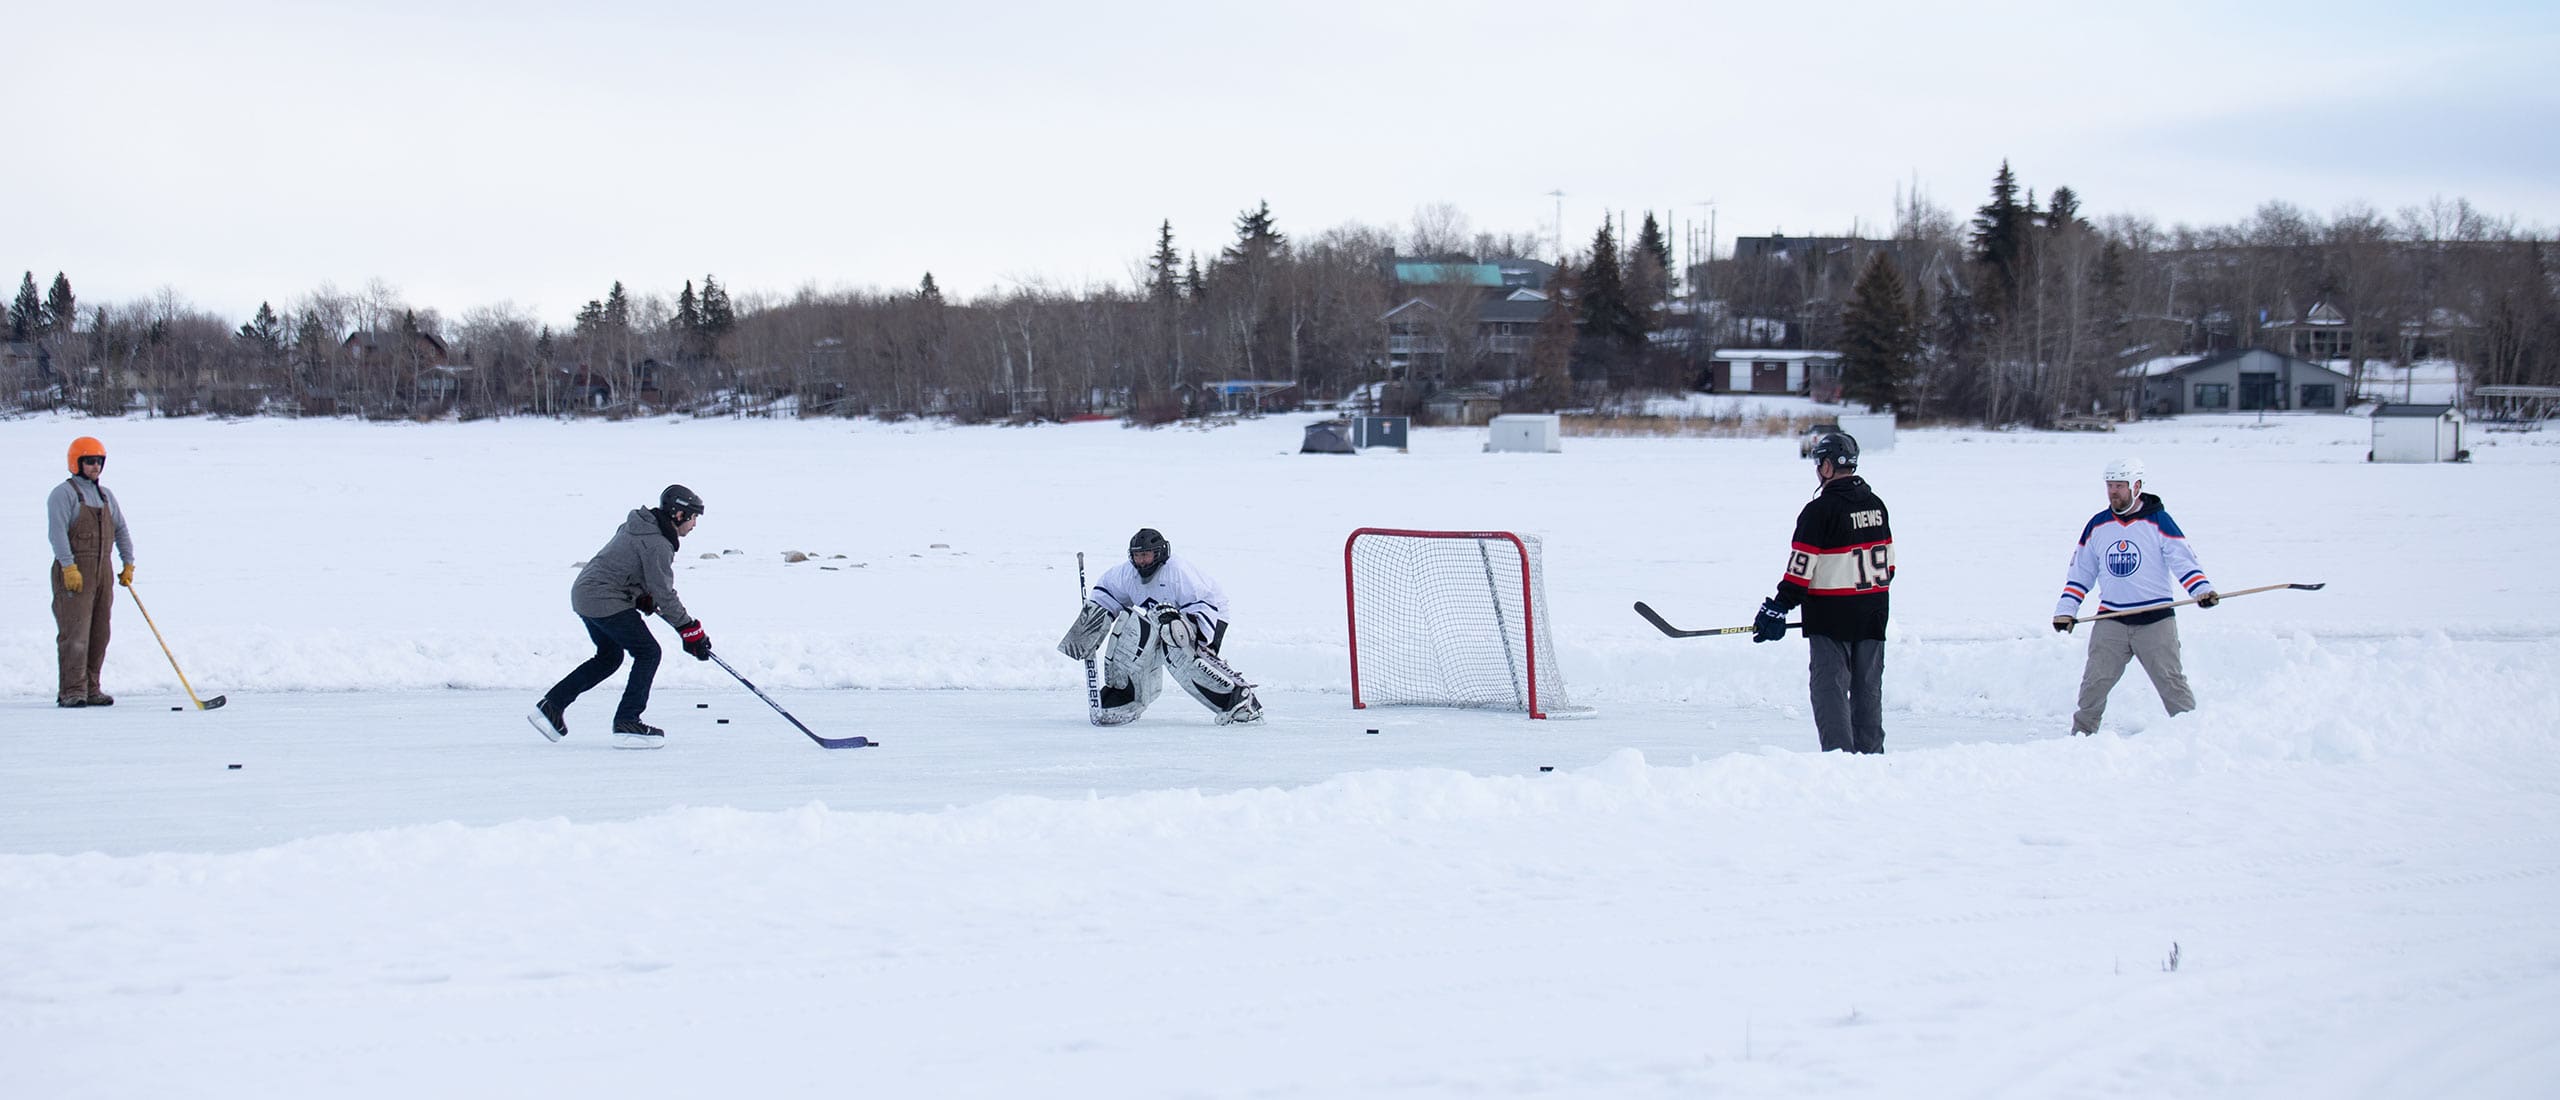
[52,561,114,703]
[2072,616,2193,734]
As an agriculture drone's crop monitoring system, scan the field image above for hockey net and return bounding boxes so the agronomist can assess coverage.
[1344,528,1584,718]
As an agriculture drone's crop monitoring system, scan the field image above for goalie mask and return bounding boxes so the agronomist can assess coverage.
[1128,528,1170,580]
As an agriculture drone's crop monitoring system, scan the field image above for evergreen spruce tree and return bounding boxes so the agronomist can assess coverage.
[674,281,700,343]
[918,272,943,305]
[602,282,630,330]
[1840,253,1919,411]
[2045,185,2084,234]
[1221,200,1286,268]
[698,274,735,358]
[43,273,74,338]
[1629,212,1673,321]
[1147,220,1182,304]
[1970,161,2030,308]
[1183,255,1205,301]
[238,301,284,350]
[9,272,38,340]
[1576,222,1645,355]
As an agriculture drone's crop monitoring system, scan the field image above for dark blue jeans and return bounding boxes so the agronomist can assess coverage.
[543,609,661,725]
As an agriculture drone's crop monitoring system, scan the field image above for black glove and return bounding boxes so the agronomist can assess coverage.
[2053,615,2076,634]
[1751,598,1789,643]
[2196,592,2220,609]
[679,620,711,661]
[636,592,657,614]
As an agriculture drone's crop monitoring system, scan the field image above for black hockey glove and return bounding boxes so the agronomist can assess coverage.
[679,620,712,661]
[2196,592,2220,609]
[1751,598,1789,643]
[2053,615,2076,634]
[636,592,657,614]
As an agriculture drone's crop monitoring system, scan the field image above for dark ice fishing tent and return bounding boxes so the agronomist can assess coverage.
[1301,420,1357,454]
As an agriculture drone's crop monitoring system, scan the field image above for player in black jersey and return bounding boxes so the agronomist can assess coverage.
[1755,430,1894,753]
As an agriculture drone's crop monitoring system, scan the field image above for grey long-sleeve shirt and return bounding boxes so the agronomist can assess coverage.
[47,477,135,567]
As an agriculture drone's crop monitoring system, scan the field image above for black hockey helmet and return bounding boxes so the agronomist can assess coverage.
[660,484,707,518]
[1808,430,1859,468]
[1128,527,1170,579]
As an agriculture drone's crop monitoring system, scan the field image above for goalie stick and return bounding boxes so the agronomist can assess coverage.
[2066,581,2326,625]
[1633,600,1801,639]
[1078,552,1101,724]
[709,653,874,749]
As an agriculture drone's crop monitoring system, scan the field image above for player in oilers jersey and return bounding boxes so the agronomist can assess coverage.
[1752,430,1894,753]
[2052,457,2219,734]
[1055,528,1263,726]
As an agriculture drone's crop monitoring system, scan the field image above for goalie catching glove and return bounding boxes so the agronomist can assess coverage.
[1058,601,1113,661]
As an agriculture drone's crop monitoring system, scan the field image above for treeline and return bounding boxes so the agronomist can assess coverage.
[1724,166,2560,424]
[7,171,2555,426]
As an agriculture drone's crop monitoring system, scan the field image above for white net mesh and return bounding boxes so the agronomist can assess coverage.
[1346,529,1576,717]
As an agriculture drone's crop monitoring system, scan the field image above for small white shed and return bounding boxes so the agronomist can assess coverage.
[1487,413,1564,453]
[2369,404,2467,463]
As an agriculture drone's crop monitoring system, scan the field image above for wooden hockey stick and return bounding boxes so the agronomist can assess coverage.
[2068,582,2327,625]
[124,580,227,710]
[1633,600,1802,639]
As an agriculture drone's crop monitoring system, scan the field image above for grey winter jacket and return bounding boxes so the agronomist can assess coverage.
[570,508,695,626]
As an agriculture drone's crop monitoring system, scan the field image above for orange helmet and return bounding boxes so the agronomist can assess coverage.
[67,436,106,473]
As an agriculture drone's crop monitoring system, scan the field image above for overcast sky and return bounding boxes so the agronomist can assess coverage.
[11,0,2556,326]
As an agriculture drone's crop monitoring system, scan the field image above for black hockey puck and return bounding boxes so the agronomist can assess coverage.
[716,718,729,724]
[1365,728,1379,735]
[1539,766,1554,773]
[171,706,183,711]
[227,764,242,770]
[696,703,708,708]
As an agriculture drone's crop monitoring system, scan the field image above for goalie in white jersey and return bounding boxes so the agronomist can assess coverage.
[1056,528,1264,726]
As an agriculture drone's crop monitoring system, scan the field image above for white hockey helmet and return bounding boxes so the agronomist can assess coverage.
[2103,457,2145,485]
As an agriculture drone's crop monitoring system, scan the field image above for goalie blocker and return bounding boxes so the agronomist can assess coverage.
[1056,528,1264,726]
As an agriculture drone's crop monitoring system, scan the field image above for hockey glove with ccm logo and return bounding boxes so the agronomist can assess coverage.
[1752,598,1789,643]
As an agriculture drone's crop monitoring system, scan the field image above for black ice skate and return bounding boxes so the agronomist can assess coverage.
[611,719,666,750]
[528,697,568,742]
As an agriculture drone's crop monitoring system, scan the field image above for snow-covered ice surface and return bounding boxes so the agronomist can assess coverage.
[5,413,2558,1098]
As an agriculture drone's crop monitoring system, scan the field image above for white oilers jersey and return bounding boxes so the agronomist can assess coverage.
[1090,554,1229,635]
[2056,496,2214,618]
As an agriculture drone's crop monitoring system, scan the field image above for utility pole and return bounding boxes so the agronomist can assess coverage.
[1546,189,1566,262]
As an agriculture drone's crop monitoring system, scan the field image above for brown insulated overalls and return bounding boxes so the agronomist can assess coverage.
[52,479,116,704]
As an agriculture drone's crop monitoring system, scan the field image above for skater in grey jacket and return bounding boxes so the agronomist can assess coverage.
[532,485,712,748]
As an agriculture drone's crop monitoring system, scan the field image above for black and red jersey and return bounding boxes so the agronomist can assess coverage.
[1771,474,1893,641]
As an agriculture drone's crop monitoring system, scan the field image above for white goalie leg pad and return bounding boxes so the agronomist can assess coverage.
[1095,612,1166,725]
[1164,632,1261,724]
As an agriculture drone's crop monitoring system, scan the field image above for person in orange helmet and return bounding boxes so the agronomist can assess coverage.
[48,436,137,707]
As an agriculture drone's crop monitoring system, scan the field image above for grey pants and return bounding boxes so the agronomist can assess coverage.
[2072,616,2194,733]
[1808,636,1885,754]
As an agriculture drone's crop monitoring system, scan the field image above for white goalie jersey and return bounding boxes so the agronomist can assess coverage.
[1088,555,1230,639]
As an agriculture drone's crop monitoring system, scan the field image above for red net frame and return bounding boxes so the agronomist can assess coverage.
[1343,527,1574,719]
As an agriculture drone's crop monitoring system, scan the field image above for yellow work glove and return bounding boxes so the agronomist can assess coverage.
[60,563,83,593]
[119,563,135,586]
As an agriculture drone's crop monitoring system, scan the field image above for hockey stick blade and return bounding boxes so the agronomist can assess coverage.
[1633,601,1798,639]
[709,653,874,749]
[199,695,228,710]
